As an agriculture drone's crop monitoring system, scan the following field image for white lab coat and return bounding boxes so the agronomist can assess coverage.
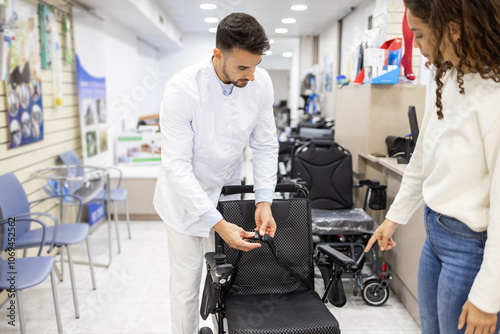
[153,60,278,237]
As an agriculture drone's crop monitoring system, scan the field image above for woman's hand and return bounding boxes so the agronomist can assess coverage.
[364,219,399,252]
[458,299,498,334]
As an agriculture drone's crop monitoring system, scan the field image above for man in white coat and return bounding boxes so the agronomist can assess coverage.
[153,12,279,334]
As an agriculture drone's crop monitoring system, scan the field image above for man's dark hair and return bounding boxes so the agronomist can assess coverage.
[216,12,270,55]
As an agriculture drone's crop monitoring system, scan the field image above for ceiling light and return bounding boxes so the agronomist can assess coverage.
[264,50,273,56]
[283,52,293,58]
[200,4,217,10]
[209,27,217,33]
[269,39,275,44]
[205,17,219,23]
[281,18,296,24]
[275,28,288,34]
[291,5,308,11]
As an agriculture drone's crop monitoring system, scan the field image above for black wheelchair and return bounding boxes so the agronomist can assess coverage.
[200,184,358,334]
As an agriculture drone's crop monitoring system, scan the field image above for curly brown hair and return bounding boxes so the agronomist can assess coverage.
[404,0,500,119]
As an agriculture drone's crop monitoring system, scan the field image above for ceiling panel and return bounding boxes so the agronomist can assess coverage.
[157,0,365,37]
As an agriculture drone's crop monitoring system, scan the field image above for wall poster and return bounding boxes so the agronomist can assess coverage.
[73,9,110,165]
[3,1,44,149]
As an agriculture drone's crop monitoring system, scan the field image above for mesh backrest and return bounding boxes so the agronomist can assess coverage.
[0,173,31,250]
[217,198,313,295]
[293,143,353,210]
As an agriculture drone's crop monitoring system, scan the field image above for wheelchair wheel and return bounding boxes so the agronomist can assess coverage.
[362,278,390,306]
[200,327,213,334]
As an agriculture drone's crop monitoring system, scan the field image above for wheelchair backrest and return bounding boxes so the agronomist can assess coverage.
[217,197,313,295]
[292,141,354,210]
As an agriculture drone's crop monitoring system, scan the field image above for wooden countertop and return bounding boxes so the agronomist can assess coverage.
[359,152,407,176]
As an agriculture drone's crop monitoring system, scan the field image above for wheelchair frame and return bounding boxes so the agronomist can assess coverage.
[200,184,358,334]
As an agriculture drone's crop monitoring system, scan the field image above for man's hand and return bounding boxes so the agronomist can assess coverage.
[213,219,261,251]
[458,299,498,334]
[255,202,276,237]
[364,219,399,252]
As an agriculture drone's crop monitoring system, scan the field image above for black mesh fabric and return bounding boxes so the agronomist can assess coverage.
[225,290,340,334]
[217,198,313,295]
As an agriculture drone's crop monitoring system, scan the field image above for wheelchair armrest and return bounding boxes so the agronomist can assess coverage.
[317,245,357,270]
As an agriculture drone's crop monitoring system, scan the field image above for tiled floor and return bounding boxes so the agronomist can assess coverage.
[0,220,421,334]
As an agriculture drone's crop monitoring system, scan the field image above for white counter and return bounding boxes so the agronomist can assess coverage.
[110,165,161,179]
[109,165,161,220]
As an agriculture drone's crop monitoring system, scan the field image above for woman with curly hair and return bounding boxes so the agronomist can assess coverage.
[365,0,500,333]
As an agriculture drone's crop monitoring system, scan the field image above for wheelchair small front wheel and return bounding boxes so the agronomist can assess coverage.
[362,278,390,306]
[200,327,213,334]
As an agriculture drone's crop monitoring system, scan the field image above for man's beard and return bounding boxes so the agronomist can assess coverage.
[222,62,249,88]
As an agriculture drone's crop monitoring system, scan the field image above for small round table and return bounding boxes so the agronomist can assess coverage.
[33,165,114,268]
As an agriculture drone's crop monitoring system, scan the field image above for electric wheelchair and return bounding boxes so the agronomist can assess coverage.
[200,184,357,334]
[288,139,393,306]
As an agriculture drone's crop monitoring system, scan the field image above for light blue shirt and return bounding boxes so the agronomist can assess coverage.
[211,58,235,96]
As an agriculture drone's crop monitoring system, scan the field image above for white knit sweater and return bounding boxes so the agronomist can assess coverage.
[386,68,500,313]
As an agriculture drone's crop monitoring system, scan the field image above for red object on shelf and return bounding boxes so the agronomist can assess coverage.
[353,68,365,84]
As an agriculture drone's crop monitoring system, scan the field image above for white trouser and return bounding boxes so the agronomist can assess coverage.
[165,224,215,334]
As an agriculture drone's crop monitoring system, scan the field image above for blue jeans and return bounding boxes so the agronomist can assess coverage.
[418,206,500,333]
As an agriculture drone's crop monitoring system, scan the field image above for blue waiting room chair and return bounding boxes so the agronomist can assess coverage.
[0,216,63,334]
[0,172,96,320]
[58,150,131,254]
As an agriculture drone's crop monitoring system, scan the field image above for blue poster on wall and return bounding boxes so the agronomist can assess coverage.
[4,2,44,149]
[76,55,108,161]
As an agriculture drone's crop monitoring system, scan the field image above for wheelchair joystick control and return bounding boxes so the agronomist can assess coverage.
[205,245,234,287]
[214,245,226,265]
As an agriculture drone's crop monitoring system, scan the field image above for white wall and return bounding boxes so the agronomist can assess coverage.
[71,13,164,165]
[318,22,341,119]
[267,70,289,105]
[135,39,163,119]
[158,33,214,82]
[104,18,137,134]
[102,18,163,136]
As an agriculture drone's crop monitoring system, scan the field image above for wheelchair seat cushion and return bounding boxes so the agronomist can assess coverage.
[311,208,375,235]
[225,289,340,334]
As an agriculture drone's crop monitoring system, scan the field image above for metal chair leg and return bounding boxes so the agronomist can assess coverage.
[17,290,26,334]
[125,198,131,239]
[50,269,64,334]
[113,201,121,254]
[66,245,80,318]
[53,246,65,282]
[86,238,97,290]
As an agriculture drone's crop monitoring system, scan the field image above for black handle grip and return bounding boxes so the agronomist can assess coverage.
[220,185,255,195]
[221,183,303,196]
